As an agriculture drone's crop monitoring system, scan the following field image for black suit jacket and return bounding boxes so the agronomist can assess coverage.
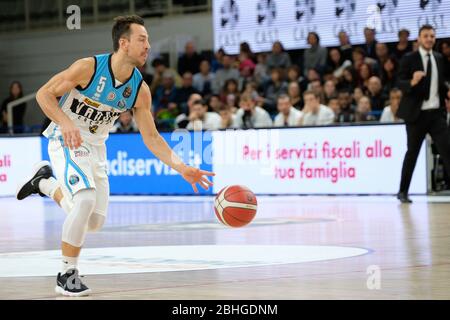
[396,50,448,123]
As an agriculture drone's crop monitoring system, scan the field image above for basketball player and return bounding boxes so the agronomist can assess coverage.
[15,15,214,297]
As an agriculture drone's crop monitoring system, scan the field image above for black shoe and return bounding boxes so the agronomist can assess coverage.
[16,161,53,200]
[397,192,412,204]
[55,268,91,297]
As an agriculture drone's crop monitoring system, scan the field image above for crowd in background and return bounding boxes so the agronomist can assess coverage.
[2,27,450,134]
[127,27,450,133]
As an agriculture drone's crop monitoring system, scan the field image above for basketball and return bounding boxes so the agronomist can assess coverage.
[214,185,257,228]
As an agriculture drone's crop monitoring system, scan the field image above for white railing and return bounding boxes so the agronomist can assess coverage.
[6,92,36,134]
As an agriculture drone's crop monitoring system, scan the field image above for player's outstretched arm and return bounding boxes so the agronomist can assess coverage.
[36,58,95,149]
[134,82,215,193]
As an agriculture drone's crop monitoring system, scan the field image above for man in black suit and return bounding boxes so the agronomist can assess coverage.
[396,24,450,203]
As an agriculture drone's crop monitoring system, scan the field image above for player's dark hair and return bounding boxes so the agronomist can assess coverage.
[303,90,321,100]
[112,15,145,52]
[419,24,435,36]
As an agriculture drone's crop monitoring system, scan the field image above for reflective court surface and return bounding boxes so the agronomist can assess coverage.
[0,195,449,299]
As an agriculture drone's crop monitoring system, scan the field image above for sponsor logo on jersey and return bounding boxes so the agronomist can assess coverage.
[70,98,121,126]
[74,147,90,157]
[123,86,132,98]
[89,125,99,134]
[83,97,101,108]
[69,174,79,186]
[117,99,127,110]
[107,92,116,101]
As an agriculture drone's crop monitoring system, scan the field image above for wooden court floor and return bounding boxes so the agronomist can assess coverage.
[0,195,449,300]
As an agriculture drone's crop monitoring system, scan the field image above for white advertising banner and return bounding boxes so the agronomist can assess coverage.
[212,125,427,194]
[0,137,42,197]
[213,0,450,54]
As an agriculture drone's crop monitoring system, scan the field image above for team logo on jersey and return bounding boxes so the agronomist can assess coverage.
[117,99,127,110]
[123,86,132,98]
[89,125,98,134]
[107,92,116,101]
[69,175,80,186]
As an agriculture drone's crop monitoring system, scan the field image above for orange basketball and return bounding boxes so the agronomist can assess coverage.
[214,185,257,228]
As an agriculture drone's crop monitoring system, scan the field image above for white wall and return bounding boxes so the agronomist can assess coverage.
[0,12,213,127]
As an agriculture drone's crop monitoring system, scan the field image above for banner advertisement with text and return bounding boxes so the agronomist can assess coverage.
[0,137,42,196]
[213,0,449,53]
[212,125,427,194]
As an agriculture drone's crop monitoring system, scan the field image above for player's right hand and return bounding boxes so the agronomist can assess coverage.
[60,119,83,149]
[411,71,426,87]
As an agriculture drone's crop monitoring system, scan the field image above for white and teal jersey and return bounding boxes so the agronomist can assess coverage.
[43,53,143,146]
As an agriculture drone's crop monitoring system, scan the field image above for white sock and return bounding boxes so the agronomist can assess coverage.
[38,177,59,199]
[62,255,79,273]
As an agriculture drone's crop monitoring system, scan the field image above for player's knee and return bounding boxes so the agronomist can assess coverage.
[88,212,105,232]
[74,188,97,216]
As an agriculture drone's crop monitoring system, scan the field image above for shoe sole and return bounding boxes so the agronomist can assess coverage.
[16,160,52,200]
[54,285,92,297]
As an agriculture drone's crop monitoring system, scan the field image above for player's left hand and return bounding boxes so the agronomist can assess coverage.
[181,166,215,193]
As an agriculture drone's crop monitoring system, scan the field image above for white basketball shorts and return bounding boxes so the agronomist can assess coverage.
[47,137,109,216]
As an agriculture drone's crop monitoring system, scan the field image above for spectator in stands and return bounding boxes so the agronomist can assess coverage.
[175,93,202,129]
[261,68,288,114]
[150,58,181,91]
[240,42,255,62]
[361,27,378,59]
[225,94,239,114]
[288,81,303,110]
[366,76,387,112]
[338,30,353,62]
[110,111,138,133]
[375,43,390,66]
[337,66,357,92]
[238,51,256,91]
[287,65,307,92]
[355,96,376,122]
[220,78,239,104]
[242,81,260,100]
[352,47,376,70]
[357,63,374,90]
[323,80,337,105]
[137,63,153,87]
[299,90,335,126]
[380,88,403,123]
[211,48,225,72]
[303,32,327,76]
[177,41,202,75]
[327,97,340,120]
[394,29,412,60]
[153,71,178,122]
[207,94,223,113]
[353,87,364,105]
[212,54,240,94]
[193,59,215,96]
[266,41,292,70]
[254,53,269,85]
[218,105,236,129]
[381,55,399,95]
[233,94,272,129]
[273,94,303,127]
[438,39,450,80]
[174,72,199,113]
[336,89,356,123]
[327,47,352,79]
[307,79,325,103]
[186,99,222,131]
[1,81,26,133]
